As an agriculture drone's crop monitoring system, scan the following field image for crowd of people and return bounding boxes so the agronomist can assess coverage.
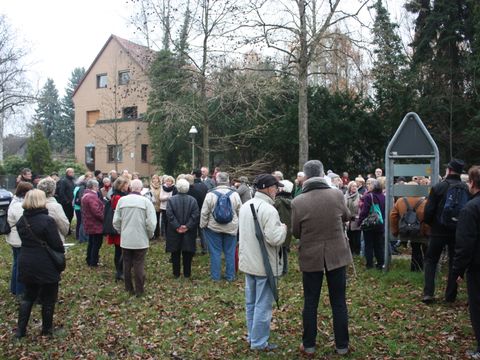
[4,160,480,359]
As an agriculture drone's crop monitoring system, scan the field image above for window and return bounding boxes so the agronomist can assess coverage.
[96,74,107,88]
[107,145,123,163]
[118,70,130,85]
[85,145,95,171]
[122,106,138,119]
[141,144,148,163]
[86,110,100,127]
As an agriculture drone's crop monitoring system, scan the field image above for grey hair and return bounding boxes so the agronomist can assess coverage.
[216,172,229,185]
[303,160,325,179]
[176,179,190,193]
[272,171,284,180]
[103,177,111,184]
[368,178,382,192]
[86,179,99,189]
[37,177,57,198]
[130,179,143,192]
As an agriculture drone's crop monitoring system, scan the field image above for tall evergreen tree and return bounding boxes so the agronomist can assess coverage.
[371,0,410,137]
[55,67,85,154]
[34,78,61,148]
[406,0,472,161]
[26,124,52,175]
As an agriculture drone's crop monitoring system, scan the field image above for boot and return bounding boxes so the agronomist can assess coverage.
[16,300,34,338]
[41,303,55,336]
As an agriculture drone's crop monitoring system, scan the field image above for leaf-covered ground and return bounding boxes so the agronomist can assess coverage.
[0,236,475,359]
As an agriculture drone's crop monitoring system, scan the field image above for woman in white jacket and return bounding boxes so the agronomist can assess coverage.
[6,181,33,296]
[37,177,70,243]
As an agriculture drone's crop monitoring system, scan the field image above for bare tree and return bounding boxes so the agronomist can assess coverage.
[0,15,35,163]
[249,0,370,168]
[131,0,250,168]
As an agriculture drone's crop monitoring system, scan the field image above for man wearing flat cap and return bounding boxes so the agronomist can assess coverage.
[239,174,286,351]
[423,158,469,304]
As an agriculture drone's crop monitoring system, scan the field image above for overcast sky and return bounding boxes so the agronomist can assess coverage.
[0,0,141,96]
[0,0,407,133]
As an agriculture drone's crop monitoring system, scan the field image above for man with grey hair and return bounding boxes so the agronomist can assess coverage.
[201,166,216,190]
[113,179,157,296]
[294,171,305,198]
[200,172,242,281]
[292,160,352,356]
[81,179,104,267]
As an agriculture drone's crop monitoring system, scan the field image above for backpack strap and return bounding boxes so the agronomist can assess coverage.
[212,190,222,198]
[413,197,425,212]
[402,197,412,211]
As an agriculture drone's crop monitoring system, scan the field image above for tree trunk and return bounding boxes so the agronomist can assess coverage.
[201,0,210,168]
[298,0,309,169]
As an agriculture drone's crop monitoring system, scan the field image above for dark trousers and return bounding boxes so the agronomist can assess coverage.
[24,282,59,304]
[161,210,168,236]
[62,203,74,225]
[282,246,289,275]
[302,267,349,350]
[20,282,59,335]
[114,244,123,277]
[363,230,384,269]
[199,225,207,253]
[11,246,24,295]
[75,209,82,240]
[154,211,160,238]
[411,242,427,272]
[86,234,103,266]
[467,270,480,351]
[171,251,194,278]
[347,230,361,255]
[423,235,457,301]
[123,248,147,295]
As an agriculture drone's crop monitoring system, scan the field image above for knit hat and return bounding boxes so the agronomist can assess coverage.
[447,159,465,174]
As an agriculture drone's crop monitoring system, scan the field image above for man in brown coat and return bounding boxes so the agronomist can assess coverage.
[390,181,429,272]
[292,160,352,357]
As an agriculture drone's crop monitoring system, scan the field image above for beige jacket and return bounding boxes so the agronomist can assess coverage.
[46,197,69,243]
[6,197,24,247]
[113,193,157,249]
[200,185,242,236]
[239,192,286,277]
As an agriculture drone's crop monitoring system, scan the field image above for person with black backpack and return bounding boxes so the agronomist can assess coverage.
[452,166,480,359]
[390,182,429,272]
[422,159,469,304]
[200,172,242,281]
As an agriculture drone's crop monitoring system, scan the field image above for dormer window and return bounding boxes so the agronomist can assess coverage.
[96,74,107,88]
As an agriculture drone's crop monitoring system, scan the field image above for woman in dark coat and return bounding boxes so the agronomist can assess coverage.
[358,178,386,270]
[16,189,64,338]
[165,179,199,278]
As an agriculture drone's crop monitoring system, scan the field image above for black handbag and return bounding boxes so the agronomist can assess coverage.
[360,194,384,231]
[103,199,118,235]
[22,217,66,272]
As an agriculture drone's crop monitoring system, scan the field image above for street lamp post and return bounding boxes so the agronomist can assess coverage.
[189,125,198,170]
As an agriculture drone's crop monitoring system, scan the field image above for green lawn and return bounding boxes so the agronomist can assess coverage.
[0,236,475,359]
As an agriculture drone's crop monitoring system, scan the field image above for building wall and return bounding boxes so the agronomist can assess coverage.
[73,38,154,176]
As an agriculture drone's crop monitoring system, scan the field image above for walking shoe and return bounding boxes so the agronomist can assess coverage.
[422,295,435,304]
[252,342,278,351]
[336,347,349,355]
[299,343,315,357]
[466,350,480,359]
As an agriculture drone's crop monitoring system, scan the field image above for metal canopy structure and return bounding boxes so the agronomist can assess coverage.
[384,112,440,270]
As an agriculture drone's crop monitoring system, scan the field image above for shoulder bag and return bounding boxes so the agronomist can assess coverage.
[22,217,66,272]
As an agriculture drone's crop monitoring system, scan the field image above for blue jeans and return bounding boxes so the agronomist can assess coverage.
[302,266,349,350]
[245,274,274,349]
[204,228,236,281]
[11,246,24,295]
